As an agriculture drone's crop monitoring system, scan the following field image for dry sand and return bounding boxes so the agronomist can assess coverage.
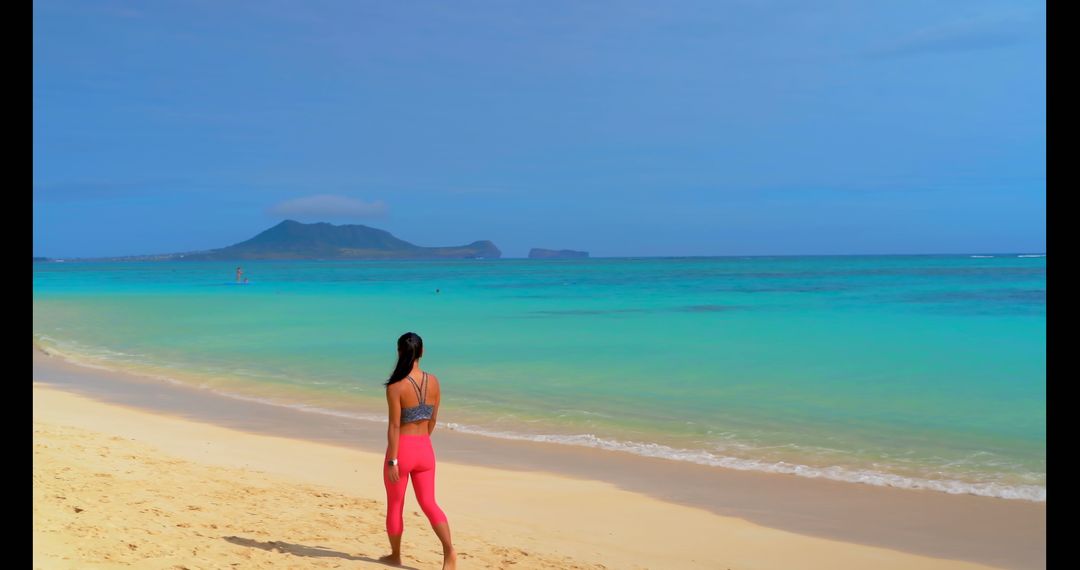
[34,383,1013,569]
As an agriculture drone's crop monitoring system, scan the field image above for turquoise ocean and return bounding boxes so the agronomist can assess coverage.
[33,255,1046,501]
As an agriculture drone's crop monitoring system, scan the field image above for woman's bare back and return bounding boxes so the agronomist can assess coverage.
[396,370,440,435]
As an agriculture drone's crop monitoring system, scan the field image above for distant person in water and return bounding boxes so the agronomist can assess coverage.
[435,288,440,294]
[243,277,249,284]
[380,332,455,569]
[235,266,243,283]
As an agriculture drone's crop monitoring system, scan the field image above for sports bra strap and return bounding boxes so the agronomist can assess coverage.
[405,372,427,405]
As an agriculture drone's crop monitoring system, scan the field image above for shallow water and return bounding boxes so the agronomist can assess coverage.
[33,254,1046,500]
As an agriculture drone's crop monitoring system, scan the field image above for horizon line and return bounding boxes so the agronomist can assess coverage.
[33,251,1047,262]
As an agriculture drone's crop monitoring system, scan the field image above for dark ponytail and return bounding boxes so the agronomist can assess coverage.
[385,332,423,386]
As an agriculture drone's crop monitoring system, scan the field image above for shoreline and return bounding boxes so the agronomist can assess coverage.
[34,384,1007,570]
[33,348,1045,569]
[32,338,1044,502]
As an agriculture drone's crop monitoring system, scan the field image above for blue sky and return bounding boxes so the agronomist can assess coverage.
[33,0,1045,258]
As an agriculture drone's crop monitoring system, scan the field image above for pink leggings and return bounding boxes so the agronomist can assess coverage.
[384,434,448,535]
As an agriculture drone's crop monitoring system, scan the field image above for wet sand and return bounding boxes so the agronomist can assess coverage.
[33,348,1045,569]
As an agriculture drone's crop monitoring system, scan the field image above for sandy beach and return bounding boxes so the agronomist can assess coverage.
[33,0,1047,565]
[32,350,1045,569]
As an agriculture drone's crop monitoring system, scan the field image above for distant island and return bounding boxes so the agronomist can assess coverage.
[529,248,589,259]
[91,220,502,261]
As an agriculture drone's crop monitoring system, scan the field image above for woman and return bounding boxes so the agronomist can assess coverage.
[380,332,456,569]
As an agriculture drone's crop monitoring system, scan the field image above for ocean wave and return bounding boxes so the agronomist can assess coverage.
[34,337,141,372]
[1018,254,1046,258]
[434,424,1045,502]
[210,393,387,423]
[34,339,1045,503]
[34,338,388,421]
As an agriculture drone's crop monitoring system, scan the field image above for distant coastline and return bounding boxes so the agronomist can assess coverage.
[45,220,502,262]
[34,249,1047,263]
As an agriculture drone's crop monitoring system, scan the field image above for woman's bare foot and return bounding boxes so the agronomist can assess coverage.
[378,553,402,566]
[442,548,457,570]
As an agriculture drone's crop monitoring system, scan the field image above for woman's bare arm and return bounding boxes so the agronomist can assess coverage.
[386,385,401,460]
[428,374,440,436]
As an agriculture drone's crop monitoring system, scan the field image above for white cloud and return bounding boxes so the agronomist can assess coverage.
[868,12,1041,59]
[267,194,387,220]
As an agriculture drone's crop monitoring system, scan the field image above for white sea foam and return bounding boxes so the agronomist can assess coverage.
[970,255,994,258]
[34,337,137,372]
[211,392,387,423]
[1018,254,1045,258]
[35,340,1045,503]
[433,423,1045,502]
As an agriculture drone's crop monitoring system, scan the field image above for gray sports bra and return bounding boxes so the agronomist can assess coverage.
[400,372,434,424]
